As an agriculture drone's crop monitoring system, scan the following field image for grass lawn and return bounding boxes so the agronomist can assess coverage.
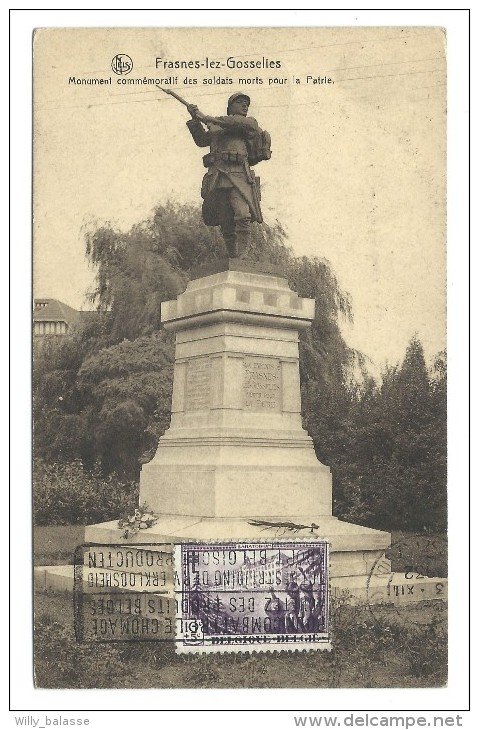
[34,525,85,565]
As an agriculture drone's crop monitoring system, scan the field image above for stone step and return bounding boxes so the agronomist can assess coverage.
[35,565,76,593]
[34,565,176,594]
[35,563,447,607]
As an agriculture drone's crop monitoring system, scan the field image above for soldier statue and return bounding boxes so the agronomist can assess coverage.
[185,93,270,259]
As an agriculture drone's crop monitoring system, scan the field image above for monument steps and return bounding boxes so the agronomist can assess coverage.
[34,563,447,607]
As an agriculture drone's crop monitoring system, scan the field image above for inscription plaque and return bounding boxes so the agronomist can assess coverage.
[185,357,212,410]
[243,357,281,411]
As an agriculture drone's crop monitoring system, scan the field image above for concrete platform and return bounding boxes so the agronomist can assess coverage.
[84,514,390,552]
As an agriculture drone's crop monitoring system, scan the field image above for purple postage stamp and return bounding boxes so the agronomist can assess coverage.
[174,541,330,653]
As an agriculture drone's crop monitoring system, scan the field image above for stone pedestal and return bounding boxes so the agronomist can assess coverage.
[140,268,332,518]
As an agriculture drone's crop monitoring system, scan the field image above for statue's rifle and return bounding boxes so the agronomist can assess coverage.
[158,86,212,129]
[158,86,190,107]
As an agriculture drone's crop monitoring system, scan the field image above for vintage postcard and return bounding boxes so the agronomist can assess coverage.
[30,24,452,695]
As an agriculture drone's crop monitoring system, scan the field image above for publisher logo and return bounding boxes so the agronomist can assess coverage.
[111,54,133,75]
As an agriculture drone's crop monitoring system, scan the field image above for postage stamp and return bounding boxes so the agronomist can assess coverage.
[72,540,330,651]
[174,541,330,653]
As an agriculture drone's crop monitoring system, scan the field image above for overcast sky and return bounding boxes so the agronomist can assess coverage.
[33,26,447,372]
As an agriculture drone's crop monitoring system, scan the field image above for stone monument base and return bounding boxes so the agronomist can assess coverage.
[35,514,447,605]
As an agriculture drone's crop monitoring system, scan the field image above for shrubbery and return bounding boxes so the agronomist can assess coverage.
[33,459,138,526]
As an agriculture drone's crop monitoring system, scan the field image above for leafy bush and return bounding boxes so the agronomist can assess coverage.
[33,459,138,526]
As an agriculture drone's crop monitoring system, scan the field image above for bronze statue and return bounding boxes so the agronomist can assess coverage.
[184,93,271,258]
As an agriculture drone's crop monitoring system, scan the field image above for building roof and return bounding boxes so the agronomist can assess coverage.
[33,298,85,325]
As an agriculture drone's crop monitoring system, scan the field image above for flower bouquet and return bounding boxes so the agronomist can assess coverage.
[117,503,159,539]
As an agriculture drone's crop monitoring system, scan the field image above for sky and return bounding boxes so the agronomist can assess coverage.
[33,25,447,373]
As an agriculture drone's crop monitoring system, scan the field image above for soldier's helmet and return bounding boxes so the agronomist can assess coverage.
[227,93,250,113]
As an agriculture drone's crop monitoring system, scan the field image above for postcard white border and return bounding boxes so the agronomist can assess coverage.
[9,6,471,720]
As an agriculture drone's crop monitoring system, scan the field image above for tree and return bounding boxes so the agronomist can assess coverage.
[77,334,174,478]
[84,202,294,343]
[332,337,447,532]
[85,214,186,342]
[34,329,175,479]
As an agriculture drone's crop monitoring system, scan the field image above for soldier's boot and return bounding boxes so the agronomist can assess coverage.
[235,218,252,259]
[221,230,238,258]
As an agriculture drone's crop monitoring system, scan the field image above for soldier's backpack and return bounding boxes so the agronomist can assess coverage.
[247,128,272,166]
